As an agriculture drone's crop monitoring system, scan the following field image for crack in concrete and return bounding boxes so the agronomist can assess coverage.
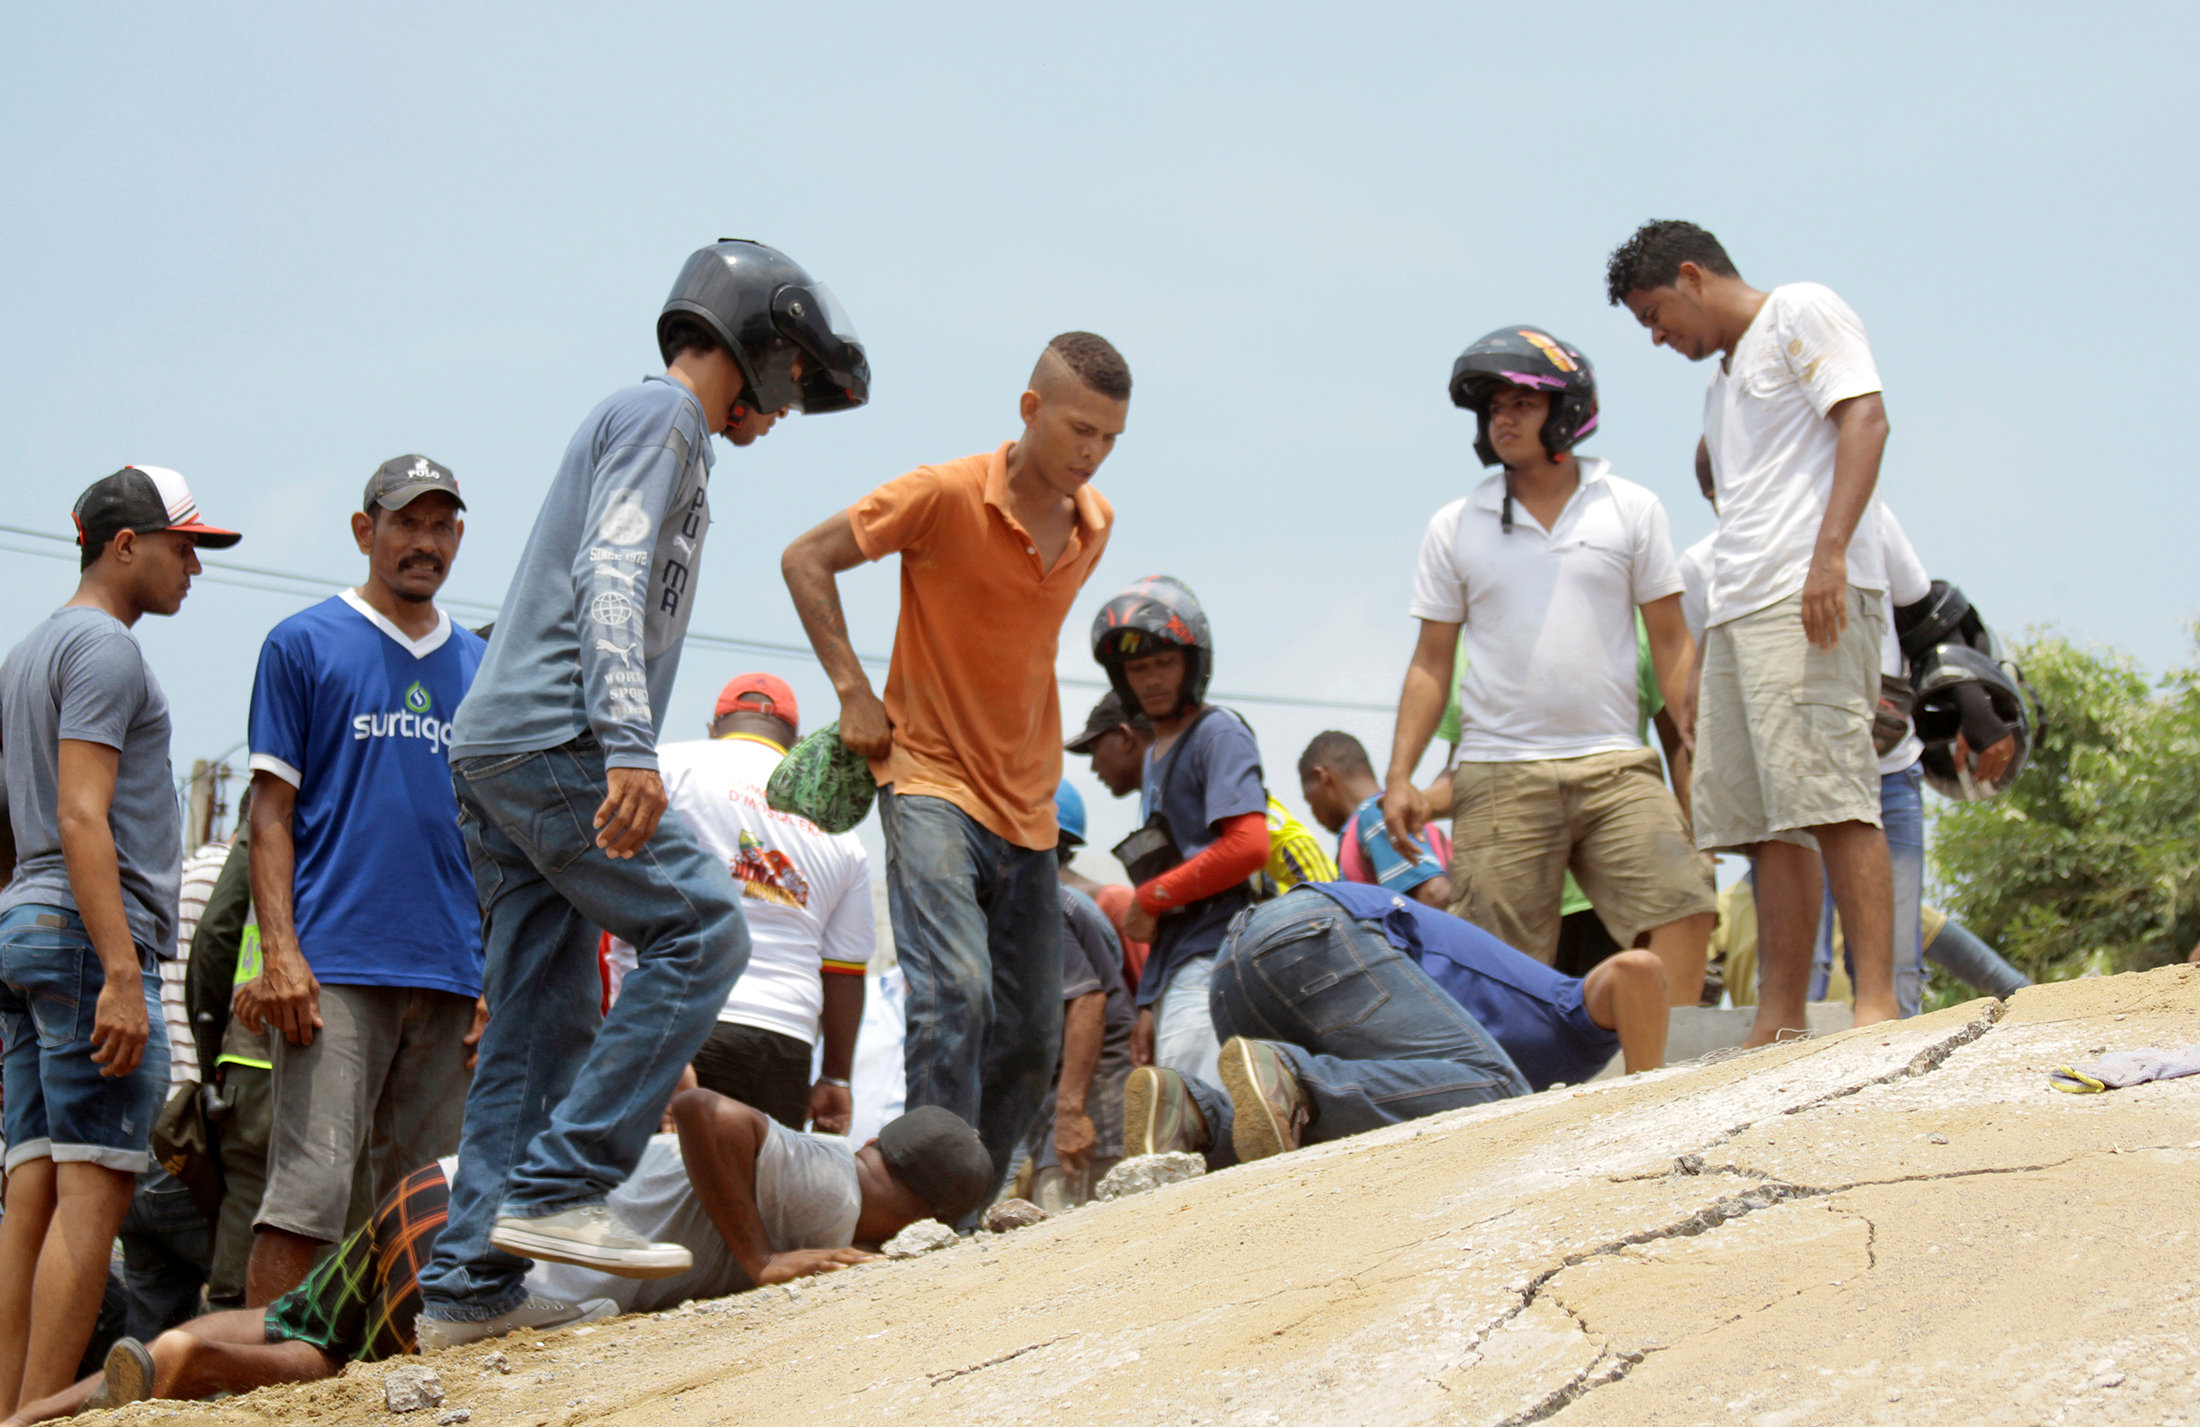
[926,1334,1070,1385]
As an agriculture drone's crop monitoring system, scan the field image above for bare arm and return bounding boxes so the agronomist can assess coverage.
[807,972,865,1134]
[235,769,321,1046]
[1801,392,1890,650]
[1654,708,1693,826]
[782,512,892,760]
[55,739,148,1078]
[1052,990,1106,1177]
[1638,593,1696,750]
[672,1089,872,1284]
[1382,619,1460,856]
[1409,874,1452,910]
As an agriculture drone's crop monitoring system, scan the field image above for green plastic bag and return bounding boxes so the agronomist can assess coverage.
[766,721,877,834]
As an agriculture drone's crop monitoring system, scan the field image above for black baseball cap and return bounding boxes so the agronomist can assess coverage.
[1065,689,1154,753]
[73,466,241,553]
[876,1106,993,1224]
[363,454,466,514]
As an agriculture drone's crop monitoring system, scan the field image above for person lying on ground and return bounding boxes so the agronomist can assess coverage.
[1123,882,1669,1166]
[4,1096,991,1421]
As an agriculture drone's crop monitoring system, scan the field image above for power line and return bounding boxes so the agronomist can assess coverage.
[0,523,1400,714]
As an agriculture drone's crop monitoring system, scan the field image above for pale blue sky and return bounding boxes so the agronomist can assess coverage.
[3,3,2191,869]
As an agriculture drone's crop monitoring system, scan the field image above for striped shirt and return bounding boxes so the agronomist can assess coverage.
[165,838,230,1089]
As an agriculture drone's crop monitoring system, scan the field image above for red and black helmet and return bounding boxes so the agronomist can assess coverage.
[1448,326,1599,467]
[1091,575,1213,718]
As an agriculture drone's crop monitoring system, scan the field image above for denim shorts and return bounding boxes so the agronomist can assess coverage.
[0,904,170,1174]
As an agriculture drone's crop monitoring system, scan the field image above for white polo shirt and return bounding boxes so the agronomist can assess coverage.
[1702,282,1886,627]
[1409,457,1685,762]
[1677,531,1714,648]
[605,735,874,1045]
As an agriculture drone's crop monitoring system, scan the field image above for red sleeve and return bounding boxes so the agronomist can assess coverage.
[1136,812,1270,915]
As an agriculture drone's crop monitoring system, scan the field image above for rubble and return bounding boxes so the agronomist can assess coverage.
[882,1218,957,1257]
[1094,1152,1205,1200]
[381,1363,445,1413]
[981,1198,1048,1232]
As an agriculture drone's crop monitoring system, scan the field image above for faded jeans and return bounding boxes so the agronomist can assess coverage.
[878,790,1062,1193]
[1182,893,1529,1168]
[1814,765,1925,1015]
[1155,953,1221,1087]
[418,735,749,1322]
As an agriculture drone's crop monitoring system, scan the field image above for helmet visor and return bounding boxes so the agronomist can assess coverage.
[773,283,870,413]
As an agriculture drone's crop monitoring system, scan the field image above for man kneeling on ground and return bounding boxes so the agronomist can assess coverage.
[1124,883,1669,1167]
[7,1098,990,1422]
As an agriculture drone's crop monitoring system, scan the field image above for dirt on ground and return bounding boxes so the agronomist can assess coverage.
[91,966,2200,1426]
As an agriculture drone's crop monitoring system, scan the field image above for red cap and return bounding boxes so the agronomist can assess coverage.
[714,673,798,729]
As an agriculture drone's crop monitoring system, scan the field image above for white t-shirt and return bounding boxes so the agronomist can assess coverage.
[1875,503,1930,775]
[513,1125,862,1314]
[1409,457,1685,762]
[606,737,873,1045]
[1702,282,1886,627]
[1677,532,1714,649]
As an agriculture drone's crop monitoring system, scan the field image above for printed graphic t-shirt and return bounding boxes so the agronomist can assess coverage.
[1135,710,1267,1007]
[603,735,874,1044]
[248,592,486,996]
[1339,791,1448,897]
[0,606,181,956]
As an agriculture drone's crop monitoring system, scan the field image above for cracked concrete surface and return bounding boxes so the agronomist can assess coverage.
[106,966,2200,1427]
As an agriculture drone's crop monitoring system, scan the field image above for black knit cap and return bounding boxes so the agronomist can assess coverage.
[876,1106,992,1224]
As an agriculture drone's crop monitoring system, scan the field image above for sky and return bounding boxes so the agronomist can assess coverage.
[3,2,2193,885]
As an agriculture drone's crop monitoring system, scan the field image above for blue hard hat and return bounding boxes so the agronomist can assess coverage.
[1054,780,1087,846]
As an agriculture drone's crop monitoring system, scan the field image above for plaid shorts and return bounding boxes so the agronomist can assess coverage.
[264,1162,450,1362]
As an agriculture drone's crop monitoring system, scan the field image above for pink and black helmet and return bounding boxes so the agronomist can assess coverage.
[1448,325,1600,468]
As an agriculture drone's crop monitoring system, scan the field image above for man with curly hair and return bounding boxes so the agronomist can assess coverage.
[1605,219,1899,1044]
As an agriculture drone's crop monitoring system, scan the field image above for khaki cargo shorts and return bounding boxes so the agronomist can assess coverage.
[1447,747,1717,963]
[1692,587,1884,854]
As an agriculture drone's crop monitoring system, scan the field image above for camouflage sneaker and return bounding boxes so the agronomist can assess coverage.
[1219,1037,1309,1162]
[1123,1066,1208,1157]
[766,721,877,834]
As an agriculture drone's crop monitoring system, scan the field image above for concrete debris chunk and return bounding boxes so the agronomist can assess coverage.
[479,1351,508,1375]
[1094,1152,1205,1201]
[883,1219,957,1257]
[383,1363,446,1413]
[982,1198,1048,1232]
[436,1412,473,1426]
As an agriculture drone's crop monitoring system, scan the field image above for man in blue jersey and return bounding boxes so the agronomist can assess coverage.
[416,242,870,1347]
[1124,883,1672,1166]
[236,454,487,1303]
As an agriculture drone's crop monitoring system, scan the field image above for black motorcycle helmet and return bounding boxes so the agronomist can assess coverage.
[1911,642,2038,801]
[657,240,870,416]
[1896,580,1990,667]
[1091,575,1213,719]
[1448,326,1600,469]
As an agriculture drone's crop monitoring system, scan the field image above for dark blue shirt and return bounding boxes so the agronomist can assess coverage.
[1136,708,1267,1007]
[1299,882,1618,1091]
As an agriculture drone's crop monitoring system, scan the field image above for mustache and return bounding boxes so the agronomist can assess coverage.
[398,555,446,572]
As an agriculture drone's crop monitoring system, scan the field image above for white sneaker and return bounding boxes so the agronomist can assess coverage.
[414,1294,618,1352]
[490,1203,694,1278]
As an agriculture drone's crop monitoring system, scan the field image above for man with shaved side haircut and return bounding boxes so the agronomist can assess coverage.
[784,332,1127,1202]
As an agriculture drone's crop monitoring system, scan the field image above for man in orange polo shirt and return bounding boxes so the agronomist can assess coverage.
[781,332,1129,1197]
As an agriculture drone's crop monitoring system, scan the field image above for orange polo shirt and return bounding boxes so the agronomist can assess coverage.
[850,443,1113,850]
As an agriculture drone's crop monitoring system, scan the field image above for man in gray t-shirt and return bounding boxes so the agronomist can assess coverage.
[0,465,238,1409]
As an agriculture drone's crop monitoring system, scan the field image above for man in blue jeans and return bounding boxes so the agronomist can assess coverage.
[416,242,870,1347]
[0,466,239,1413]
[1123,883,1671,1165]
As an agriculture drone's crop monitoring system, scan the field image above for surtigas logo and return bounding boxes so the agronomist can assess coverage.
[352,681,452,753]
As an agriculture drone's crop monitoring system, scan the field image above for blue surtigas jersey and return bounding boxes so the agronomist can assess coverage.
[247,591,487,997]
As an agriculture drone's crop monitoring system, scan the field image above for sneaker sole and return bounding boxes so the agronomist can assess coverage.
[87,1338,154,1410]
[1220,1039,1296,1163]
[1122,1067,1162,1158]
[415,1299,618,1354]
[490,1224,693,1279]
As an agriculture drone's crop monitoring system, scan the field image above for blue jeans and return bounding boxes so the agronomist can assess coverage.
[1814,764,1925,1015]
[0,906,168,1174]
[119,1167,211,1340]
[1154,953,1221,1086]
[1187,895,1529,1168]
[878,791,1061,1191]
[417,737,749,1321]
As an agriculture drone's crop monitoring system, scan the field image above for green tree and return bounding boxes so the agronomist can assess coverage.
[1929,630,2200,991]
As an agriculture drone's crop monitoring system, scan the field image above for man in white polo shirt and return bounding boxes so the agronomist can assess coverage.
[604,673,871,1133]
[1381,326,1714,1001]
[1607,219,1900,1041]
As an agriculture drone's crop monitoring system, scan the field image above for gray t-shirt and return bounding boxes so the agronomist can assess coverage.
[0,606,180,955]
[1031,886,1134,1167]
[519,1125,861,1314]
